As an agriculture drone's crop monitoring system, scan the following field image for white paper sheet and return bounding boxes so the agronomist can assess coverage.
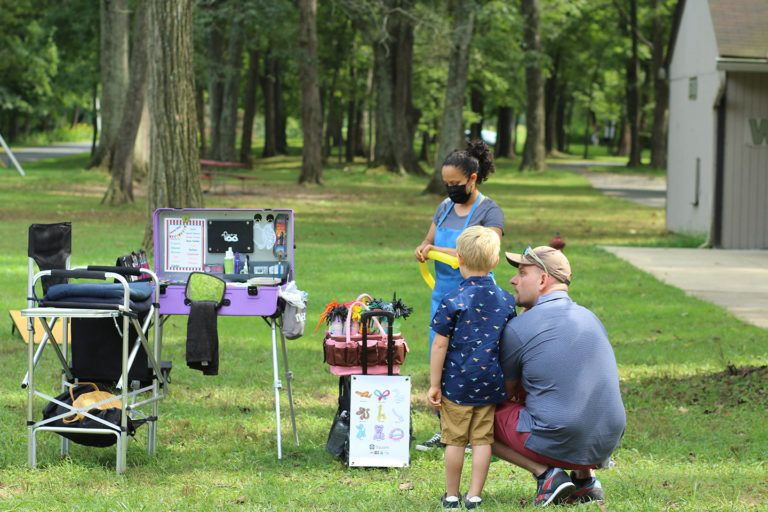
[164,218,206,273]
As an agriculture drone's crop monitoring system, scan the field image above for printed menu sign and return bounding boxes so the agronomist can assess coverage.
[164,218,205,273]
[348,375,411,467]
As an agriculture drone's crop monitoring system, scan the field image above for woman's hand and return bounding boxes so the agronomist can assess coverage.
[414,242,433,262]
[427,385,442,410]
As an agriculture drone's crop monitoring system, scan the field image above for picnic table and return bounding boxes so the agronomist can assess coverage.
[200,159,257,194]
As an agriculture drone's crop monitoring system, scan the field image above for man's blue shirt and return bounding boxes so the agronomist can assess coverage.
[431,275,517,405]
[499,290,626,465]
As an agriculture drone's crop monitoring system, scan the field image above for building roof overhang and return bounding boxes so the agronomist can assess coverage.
[716,57,768,73]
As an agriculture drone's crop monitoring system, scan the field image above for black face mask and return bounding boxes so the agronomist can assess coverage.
[446,182,472,204]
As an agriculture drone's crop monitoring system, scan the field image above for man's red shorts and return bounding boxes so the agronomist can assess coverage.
[494,400,598,470]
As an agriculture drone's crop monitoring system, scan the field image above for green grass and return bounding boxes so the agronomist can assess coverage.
[3,123,93,148]
[0,152,766,511]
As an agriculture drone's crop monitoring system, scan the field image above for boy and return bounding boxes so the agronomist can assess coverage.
[427,225,517,508]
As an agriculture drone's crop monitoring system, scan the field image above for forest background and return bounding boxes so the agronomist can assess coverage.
[2,0,675,227]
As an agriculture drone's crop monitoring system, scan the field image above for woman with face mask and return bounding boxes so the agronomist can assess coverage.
[413,139,505,451]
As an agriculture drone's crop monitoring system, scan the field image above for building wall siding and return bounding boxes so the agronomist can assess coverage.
[667,0,722,236]
[721,72,768,248]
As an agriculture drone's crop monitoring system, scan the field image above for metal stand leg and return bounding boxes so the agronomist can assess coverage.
[270,318,283,459]
[27,316,35,468]
[279,325,299,445]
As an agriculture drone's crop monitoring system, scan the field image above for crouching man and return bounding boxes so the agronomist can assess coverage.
[494,246,626,506]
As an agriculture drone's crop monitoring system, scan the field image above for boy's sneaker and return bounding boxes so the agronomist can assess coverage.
[415,432,444,451]
[441,493,460,509]
[567,473,604,504]
[534,467,575,506]
[463,493,482,509]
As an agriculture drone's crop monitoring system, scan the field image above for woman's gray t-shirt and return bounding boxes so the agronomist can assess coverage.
[432,197,505,233]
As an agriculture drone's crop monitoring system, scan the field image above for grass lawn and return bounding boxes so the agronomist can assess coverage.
[0,151,766,511]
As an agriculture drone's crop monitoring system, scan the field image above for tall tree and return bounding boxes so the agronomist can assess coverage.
[204,1,243,162]
[625,0,642,167]
[649,0,677,169]
[297,0,323,184]
[240,48,260,165]
[370,0,423,175]
[143,0,202,249]
[423,0,475,194]
[262,51,282,157]
[519,0,545,171]
[102,0,150,206]
[91,0,130,168]
[495,106,515,157]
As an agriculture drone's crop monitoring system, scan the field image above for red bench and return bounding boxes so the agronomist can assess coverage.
[200,159,257,194]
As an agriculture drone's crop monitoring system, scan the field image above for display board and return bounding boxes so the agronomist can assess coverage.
[153,209,293,285]
[348,374,410,467]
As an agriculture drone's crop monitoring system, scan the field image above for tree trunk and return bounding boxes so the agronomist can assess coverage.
[345,93,357,163]
[626,0,642,167]
[275,63,287,155]
[196,83,206,157]
[469,86,483,141]
[143,0,202,250]
[297,0,323,184]
[419,131,430,162]
[133,102,150,180]
[218,16,244,162]
[206,15,225,160]
[495,106,514,158]
[103,0,149,206]
[544,52,560,154]
[649,0,669,169]
[373,40,397,170]
[90,84,99,156]
[240,49,260,166]
[423,0,475,194]
[261,53,278,157]
[91,0,130,168]
[555,80,567,152]
[519,0,546,171]
[371,0,423,176]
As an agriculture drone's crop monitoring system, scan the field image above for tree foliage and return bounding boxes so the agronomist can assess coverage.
[4,0,680,195]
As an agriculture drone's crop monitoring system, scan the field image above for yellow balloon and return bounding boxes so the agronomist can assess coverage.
[419,250,459,289]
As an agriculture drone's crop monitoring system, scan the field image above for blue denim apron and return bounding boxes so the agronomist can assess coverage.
[429,193,483,350]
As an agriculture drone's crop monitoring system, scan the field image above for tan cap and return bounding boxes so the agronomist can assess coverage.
[505,246,571,285]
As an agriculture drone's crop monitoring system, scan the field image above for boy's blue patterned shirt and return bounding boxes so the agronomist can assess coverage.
[431,275,517,405]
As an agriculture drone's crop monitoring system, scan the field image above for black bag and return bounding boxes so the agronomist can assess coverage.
[326,376,352,459]
[42,383,135,447]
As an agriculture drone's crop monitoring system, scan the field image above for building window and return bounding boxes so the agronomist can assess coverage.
[688,77,697,100]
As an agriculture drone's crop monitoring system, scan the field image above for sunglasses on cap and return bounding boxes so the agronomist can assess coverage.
[523,246,548,275]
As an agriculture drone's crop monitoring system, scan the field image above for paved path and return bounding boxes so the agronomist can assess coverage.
[0,142,91,166]
[548,164,765,329]
[601,246,768,329]
[550,161,666,208]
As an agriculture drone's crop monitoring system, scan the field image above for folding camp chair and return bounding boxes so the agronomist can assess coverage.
[20,222,170,474]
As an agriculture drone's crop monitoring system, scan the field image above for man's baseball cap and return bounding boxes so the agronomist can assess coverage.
[505,246,571,285]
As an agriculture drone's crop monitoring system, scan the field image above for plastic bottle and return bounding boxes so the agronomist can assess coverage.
[233,252,241,274]
[224,247,234,274]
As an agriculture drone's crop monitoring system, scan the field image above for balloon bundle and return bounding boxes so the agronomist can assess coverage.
[314,300,348,332]
[368,293,413,319]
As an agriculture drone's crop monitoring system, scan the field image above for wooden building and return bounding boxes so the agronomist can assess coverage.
[667,0,768,248]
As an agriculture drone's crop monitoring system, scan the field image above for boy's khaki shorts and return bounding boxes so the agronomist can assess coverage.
[440,397,495,446]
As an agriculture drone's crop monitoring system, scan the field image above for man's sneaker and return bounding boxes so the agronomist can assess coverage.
[534,467,575,506]
[415,432,444,451]
[567,473,604,504]
[463,493,482,509]
[441,493,460,509]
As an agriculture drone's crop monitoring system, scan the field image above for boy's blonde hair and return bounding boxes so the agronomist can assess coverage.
[456,225,500,271]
